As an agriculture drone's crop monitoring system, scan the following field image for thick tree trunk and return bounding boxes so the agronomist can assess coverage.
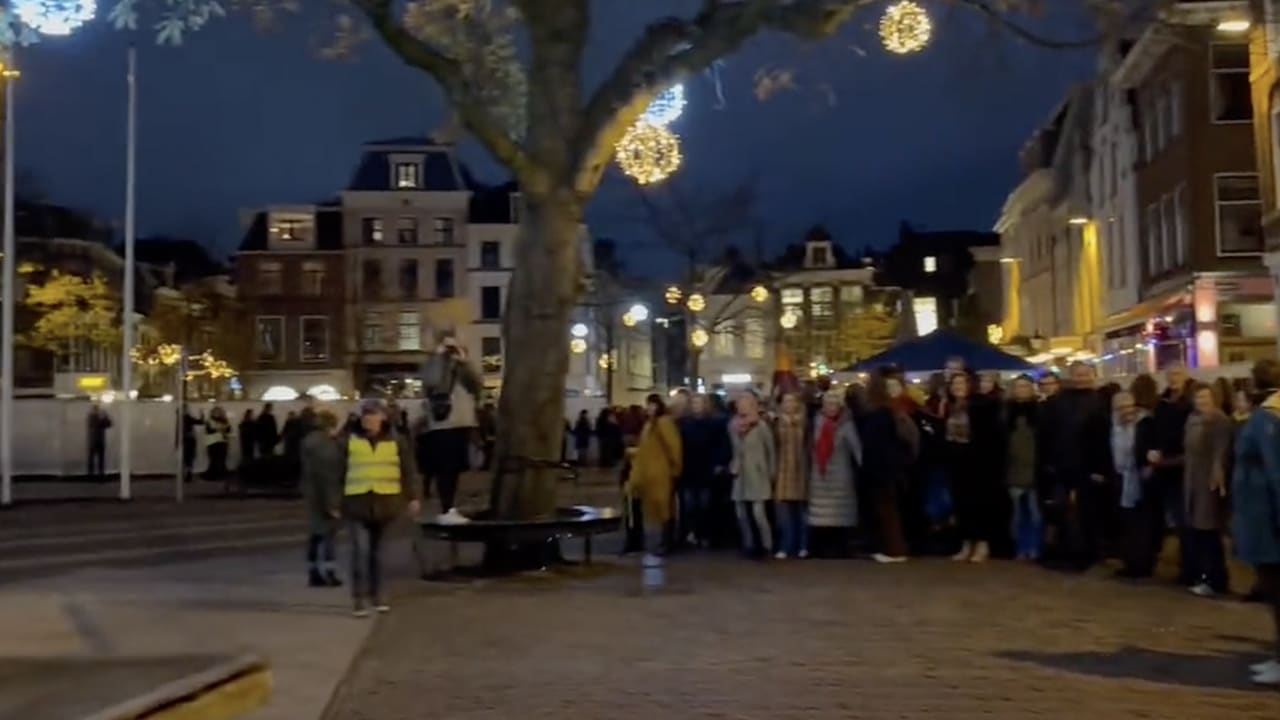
[489,188,583,522]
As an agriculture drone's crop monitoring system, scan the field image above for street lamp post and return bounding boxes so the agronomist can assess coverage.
[1,60,19,506]
[119,47,137,500]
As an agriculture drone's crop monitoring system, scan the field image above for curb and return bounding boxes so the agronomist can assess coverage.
[79,654,271,720]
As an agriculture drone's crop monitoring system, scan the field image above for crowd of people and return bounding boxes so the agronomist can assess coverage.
[611,358,1280,686]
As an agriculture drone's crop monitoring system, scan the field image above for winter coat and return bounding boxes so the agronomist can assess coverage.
[1232,390,1280,565]
[858,407,911,489]
[1151,390,1193,480]
[338,428,421,526]
[772,413,809,502]
[301,429,343,534]
[1004,401,1038,490]
[807,413,862,528]
[627,415,682,524]
[256,413,280,456]
[678,414,723,489]
[730,418,775,502]
[1184,409,1233,530]
[1038,388,1109,490]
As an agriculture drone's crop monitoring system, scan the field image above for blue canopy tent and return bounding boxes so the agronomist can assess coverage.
[845,329,1035,373]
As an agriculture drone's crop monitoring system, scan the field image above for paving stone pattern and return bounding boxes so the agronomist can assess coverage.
[328,555,1280,719]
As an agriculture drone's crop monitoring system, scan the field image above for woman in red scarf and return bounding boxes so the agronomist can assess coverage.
[807,392,863,557]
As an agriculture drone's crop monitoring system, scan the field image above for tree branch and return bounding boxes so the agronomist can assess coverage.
[517,0,590,185]
[351,0,528,173]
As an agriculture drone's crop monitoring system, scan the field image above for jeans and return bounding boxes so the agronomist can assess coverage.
[1009,487,1042,559]
[1183,528,1229,592]
[348,520,386,604]
[307,531,336,573]
[735,501,772,554]
[679,486,711,544]
[87,444,106,481]
[776,501,808,557]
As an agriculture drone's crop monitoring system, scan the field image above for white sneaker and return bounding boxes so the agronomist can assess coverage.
[952,542,972,562]
[1250,659,1280,675]
[1188,583,1214,597]
[872,553,908,564]
[798,549,810,559]
[774,551,788,560]
[969,542,990,563]
[352,607,370,618]
[1252,663,1280,685]
[641,553,664,568]
[437,508,470,525]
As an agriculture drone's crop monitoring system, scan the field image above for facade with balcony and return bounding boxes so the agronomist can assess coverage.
[235,205,348,399]
[1111,1,1274,371]
[1248,0,1280,356]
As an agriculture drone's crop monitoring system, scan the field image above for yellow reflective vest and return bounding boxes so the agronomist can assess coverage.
[344,436,403,496]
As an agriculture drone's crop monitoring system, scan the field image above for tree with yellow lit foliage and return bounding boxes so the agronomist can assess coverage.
[60,0,1143,533]
[18,264,120,366]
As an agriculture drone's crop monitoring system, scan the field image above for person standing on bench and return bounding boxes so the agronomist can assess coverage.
[418,335,482,525]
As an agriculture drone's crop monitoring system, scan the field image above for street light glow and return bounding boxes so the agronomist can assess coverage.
[1067,216,1090,226]
[570,322,589,338]
[1217,19,1251,33]
[12,0,98,36]
[627,303,650,322]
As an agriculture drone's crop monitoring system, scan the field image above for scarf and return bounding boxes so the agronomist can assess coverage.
[815,415,837,474]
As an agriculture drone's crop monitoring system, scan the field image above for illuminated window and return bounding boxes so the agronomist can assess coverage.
[433,217,455,245]
[481,336,503,374]
[780,287,804,306]
[923,256,937,273]
[255,316,284,361]
[397,311,421,351]
[810,286,834,318]
[363,312,382,350]
[397,217,418,245]
[912,296,938,335]
[713,325,736,357]
[744,317,766,359]
[362,218,384,245]
[394,162,420,189]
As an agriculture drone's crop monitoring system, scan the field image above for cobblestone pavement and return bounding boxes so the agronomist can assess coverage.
[327,554,1280,719]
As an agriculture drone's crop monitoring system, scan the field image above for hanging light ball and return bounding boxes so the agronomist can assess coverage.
[750,285,770,303]
[570,322,590,338]
[570,338,588,354]
[12,0,97,36]
[641,83,686,127]
[664,286,683,305]
[628,303,650,322]
[689,328,710,348]
[686,293,707,313]
[597,354,613,370]
[879,0,932,55]
[614,121,682,186]
[780,308,800,329]
[621,311,637,328]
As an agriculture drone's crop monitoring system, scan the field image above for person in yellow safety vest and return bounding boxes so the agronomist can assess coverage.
[341,398,422,618]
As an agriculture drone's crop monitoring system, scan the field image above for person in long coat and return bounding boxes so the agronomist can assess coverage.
[730,390,775,557]
[773,392,809,559]
[1182,383,1234,596]
[624,393,682,560]
[301,409,343,587]
[807,391,862,558]
[1233,359,1280,686]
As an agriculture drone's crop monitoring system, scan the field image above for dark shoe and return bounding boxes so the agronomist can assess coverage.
[308,569,326,588]
[325,572,343,587]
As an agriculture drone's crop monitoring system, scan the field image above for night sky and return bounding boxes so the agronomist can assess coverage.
[15,2,1096,271]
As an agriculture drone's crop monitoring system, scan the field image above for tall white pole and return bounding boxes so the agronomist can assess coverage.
[1,62,17,507]
[119,47,136,501]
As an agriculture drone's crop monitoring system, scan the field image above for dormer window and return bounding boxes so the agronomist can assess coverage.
[267,212,314,245]
[394,161,421,189]
[923,256,937,273]
[805,240,834,269]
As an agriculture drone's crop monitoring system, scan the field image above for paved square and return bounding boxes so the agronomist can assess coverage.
[326,556,1280,719]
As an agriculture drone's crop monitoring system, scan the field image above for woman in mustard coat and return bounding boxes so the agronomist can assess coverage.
[625,393,682,562]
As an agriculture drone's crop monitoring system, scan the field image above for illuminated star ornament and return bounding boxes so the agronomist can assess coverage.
[879,0,932,55]
[616,82,686,186]
[11,0,97,36]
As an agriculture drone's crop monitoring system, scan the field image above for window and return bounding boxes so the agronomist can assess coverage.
[1144,203,1159,278]
[780,287,804,306]
[840,284,864,305]
[301,261,325,296]
[1211,43,1252,123]
[363,312,382,350]
[271,218,306,243]
[809,286,834,319]
[397,217,418,245]
[1174,184,1188,266]
[433,217,455,245]
[394,162,420,189]
[744,317,766,359]
[258,261,283,295]
[362,259,383,299]
[480,241,501,269]
[713,325,736,357]
[481,286,502,320]
[481,336,503,374]
[509,193,522,224]
[1215,173,1264,255]
[399,259,419,299]
[362,218,384,245]
[912,297,938,336]
[811,245,829,266]
[397,311,421,351]
[922,256,937,273]
[435,259,455,298]
[1161,193,1176,273]
[300,317,329,362]
[254,316,284,362]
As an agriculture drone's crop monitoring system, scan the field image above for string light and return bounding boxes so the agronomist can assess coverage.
[664,286,683,305]
[614,121,682,185]
[780,308,800,329]
[879,0,932,55]
[750,285,769,303]
[686,293,706,313]
[570,338,588,354]
[689,328,709,348]
[11,0,97,36]
[621,311,637,328]
[642,83,686,126]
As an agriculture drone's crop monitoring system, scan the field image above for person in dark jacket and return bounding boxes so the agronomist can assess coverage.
[677,395,722,547]
[238,409,257,470]
[1037,361,1111,570]
[86,404,113,481]
[1150,364,1193,582]
[1005,375,1041,560]
[302,409,343,587]
[943,372,1003,563]
[572,410,593,466]
[257,403,280,458]
[859,372,916,563]
[1109,389,1160,578]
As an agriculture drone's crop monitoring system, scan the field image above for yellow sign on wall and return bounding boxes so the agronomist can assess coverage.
[76,375,109,391]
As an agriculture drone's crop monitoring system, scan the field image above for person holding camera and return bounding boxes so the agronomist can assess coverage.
[418,336,482,524]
